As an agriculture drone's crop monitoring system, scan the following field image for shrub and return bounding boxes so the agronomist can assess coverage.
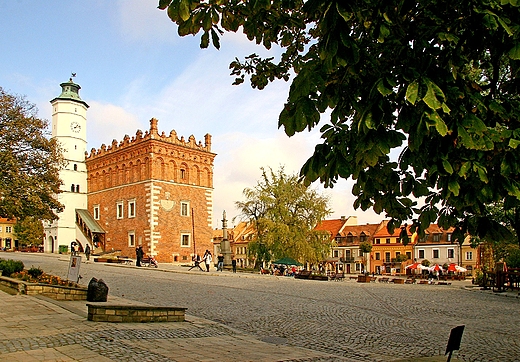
[0,259,25,277]
[28,266,44,278]
[505,247,520,268]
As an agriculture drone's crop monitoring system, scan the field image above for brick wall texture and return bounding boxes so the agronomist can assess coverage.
[86,119,216,263]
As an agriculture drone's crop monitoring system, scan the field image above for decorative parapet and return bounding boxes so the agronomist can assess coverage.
[86,118,212,159]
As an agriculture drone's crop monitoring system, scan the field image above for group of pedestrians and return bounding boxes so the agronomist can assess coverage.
[192,250,237,273]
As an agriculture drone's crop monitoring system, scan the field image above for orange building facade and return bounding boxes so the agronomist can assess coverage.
[86,119,216,263]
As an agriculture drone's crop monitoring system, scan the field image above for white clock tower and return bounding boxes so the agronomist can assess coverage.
[44,77,89,253]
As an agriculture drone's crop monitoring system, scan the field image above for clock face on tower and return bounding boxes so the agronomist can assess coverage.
[70,121,81,133]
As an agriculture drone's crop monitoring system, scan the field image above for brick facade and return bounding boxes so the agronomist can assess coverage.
[86,118,216,263]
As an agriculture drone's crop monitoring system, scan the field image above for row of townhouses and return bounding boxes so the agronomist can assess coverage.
[212,216,481,276]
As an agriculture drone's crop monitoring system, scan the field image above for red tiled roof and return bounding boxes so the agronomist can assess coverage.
[314,219,347,236]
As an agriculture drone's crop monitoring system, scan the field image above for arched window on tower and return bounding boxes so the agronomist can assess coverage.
[71,184,75,192]
[76,185,80,193]
[73,164,78,171]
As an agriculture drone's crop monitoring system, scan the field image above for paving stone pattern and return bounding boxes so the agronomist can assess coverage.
[6,254,520,361]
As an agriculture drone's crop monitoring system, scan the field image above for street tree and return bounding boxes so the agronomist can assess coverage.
[0,87,64,221]
[235,167,331,267]
[359,241,372,273]
[158,0,520,239]
[13,216,44,248]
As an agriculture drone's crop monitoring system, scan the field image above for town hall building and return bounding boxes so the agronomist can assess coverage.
[44,78,216,263]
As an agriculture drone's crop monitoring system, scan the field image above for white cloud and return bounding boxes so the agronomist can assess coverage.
[116,0,176,44]
[86,101,142,152]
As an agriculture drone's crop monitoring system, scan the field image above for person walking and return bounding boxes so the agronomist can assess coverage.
[85,244,91,261]
[231,255,237,273]
[217,253,224,272]
[203,250,212,272]
[136,246,143,267]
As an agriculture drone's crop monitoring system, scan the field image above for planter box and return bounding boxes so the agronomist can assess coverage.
[87,304,186,323]
[357,275,371,283]
[0,276,87,300]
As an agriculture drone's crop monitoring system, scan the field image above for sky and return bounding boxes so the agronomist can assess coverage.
[0,0,383,229]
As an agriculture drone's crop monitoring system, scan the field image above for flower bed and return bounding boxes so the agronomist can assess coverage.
[0,275,87,300]
[0,268,87,300]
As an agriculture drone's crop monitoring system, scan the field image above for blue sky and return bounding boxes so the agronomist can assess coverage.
[0,0,382,228]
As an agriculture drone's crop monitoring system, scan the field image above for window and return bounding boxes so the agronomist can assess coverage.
[375,252,380,260]
[447,248,455,259]
[385,252,391,262]
[466,251,473,260]
[128,231,135,247]
[333,250,339,258]
[128,200,136,218]
[375,238,380,244]
[433,233,441,242]
[386,238,391,244]
[93,205,100,220]
[76,185,80,193]
[71,184,75,192]
[447,233,452,242]
[181,233,190,247]
[358,249,363,257]
[117,201,124,219]
[0,226,2,232]
[395,251,401,258]
[74,164,78,171]
[6,226,12,233]
[180,201,189,217]
[360,232,367,242]
[347,233,354,243]
[433,249,439,259]
[406,252,411,259]
[418,249,425,259]
[180,169,186,179]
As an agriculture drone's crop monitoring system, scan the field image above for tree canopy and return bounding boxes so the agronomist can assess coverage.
[14,216,44,247]
[159,0,520,239]
[235,167,331,266]
[0,87,64,221]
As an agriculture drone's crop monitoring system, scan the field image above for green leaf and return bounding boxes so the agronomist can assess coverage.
[496,15,513,36]
[442,159,454,174]
[336,3,353,22]
[509,44,520,60]
[509,139,520,149]
[405,81,419,105]
[377,79,393,96]
[458,126,476,149]
[200,31,209,48]
[458,161,471,178]
[426,111,448,136]
[179,0,191,21]
[475,166,489,183]
[211,28,221,49]
[203,12,212,31]
[378,24,390,43]
[158,0,172,10]
[422,80,442,109]
[435,116,448,136]
[448,180,460,196]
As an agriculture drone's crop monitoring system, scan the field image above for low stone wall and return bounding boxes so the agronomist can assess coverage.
[0,276,87,300]
[87,304,186,323]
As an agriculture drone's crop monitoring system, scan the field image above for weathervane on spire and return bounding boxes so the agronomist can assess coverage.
[70,72,77,82]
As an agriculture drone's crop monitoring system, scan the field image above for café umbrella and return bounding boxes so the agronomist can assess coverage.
[273,257,303,266]
[405,263,429,271]
[430,264,443,272]
[447,263,467,273]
